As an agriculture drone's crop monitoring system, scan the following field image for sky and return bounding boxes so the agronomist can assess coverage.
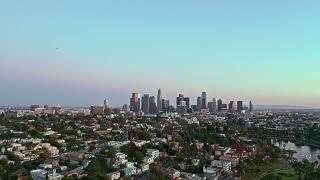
[1,0,320,107]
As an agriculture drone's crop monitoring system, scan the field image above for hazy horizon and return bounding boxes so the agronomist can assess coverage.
[1,1,320,108]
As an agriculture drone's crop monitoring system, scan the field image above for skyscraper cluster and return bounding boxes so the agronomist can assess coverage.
[127,89,172,115]
[124,89,253,115]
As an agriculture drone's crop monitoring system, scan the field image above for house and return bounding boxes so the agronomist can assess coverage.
[39,163,53,169]
[34,143,59,157]
[106,171,121,180]
[126,162,135,168]
[143,156,154,164]
[121,167,137,176]
[195,142,204,150]
[220,155,239,166]
[116,152,127,160]
[166,168,181,179]
[140,163,149,172]
[203,166,220,180]
[116,152,128,165]
[146,149,160,159]
[214,147,231,156]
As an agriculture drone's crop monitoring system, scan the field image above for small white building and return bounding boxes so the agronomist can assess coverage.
[30,169,62,180]
[211,160,232,172]
[143,156,154,164]
[106,171,121,180]
[146,149,160,159]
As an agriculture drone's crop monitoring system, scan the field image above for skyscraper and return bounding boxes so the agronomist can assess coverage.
[131,93,140,113]
[157,89,162,113]
[177,100,187,114]
[217,99,223,112]
[201,92,207,109]
[237,101,243,112]
[142,94,150,114]
[176,94,184,108]
[103,99,108,114]
[162,99,170,113]
[249,101,254,112]
[30,105,40,111]
[197,96,202,111]
[228,101,236,112]
[149,96,157,114]
[176,94,190,109]
[212,98,217,112]
[208,102,214,113]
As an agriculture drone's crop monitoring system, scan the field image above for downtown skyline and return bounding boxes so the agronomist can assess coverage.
[1,1,320,107]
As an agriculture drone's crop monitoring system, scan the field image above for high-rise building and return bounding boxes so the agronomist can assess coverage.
[122,104,130,112]
[176,94,190,109]
[237,101,243,112]
[103,99,108,113]
[142,94,150,114]
[217,99,223,112]
[30,105,40,111]
[184,97,190,109]
[212,98,217,112]
[157,89,162,112]
[208,98,217,113]
[221,103,228,112]
[191,105,197,113]
[177,94,184,108]
[149,96,157,114]
[131,93,140,113]
[44,105,49,110]
[162,99,170,113]
[201,92,207,109]
[177,100,187,114]
[197,96,202,111]
[249,101,254,112]
[208,102,214,113]
[228,101,236,112]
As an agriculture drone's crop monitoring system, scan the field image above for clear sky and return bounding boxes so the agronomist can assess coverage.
[1,0,320,107]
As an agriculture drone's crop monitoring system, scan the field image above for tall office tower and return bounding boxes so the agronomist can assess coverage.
[30,105,40,111]
[184,97,190,109]
[168,105,175,113]
[162,99,170,113]
[237,101,243,112]
[191,105,198,113]
[149,96,157,114]
[103,99,108,107]
[249,101,254,112]
[208,102,214,113]
[201,92,207,109]
[177,94,190,109]
[141,94,150,114]
[176,94,184,108]
[217,99,223,112]
[103,99,108,113]
[122,104,130,112]
[197,96,202,111]
[44,105,49,110]
[212,98,217,112]
[228,101,236,112]
[131,93,140,113]
[157,89,162,112]
[130,98,133,111]
[177,100,187,114]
